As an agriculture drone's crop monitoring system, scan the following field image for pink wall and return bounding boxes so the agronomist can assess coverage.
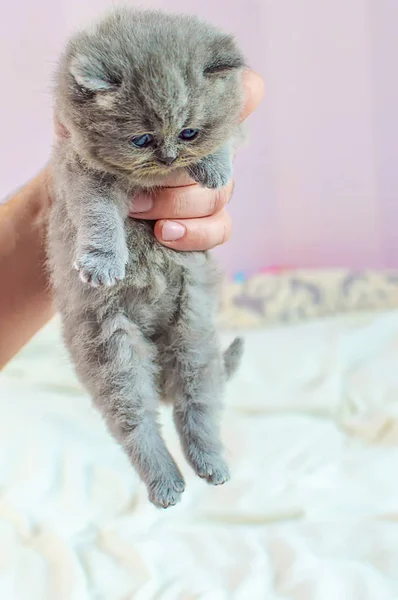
[1,0,397,273]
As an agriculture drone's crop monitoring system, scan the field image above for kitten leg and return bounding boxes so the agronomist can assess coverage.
[67,312,185,508]
[161,281,230,485]
[63,174,129,287]
[187,144,233,189]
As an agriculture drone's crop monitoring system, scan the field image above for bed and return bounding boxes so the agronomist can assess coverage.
[1,269,398,599]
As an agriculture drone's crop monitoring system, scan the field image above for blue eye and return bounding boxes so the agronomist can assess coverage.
[130,134,154,148]
[179,128,199,141]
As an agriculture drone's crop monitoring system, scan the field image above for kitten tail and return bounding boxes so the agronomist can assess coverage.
[223,337,244,380]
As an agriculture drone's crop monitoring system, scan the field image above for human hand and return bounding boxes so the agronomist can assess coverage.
[128,69,264,251]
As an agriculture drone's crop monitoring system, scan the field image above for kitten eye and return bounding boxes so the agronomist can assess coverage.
[178,129,199,141]
[130,134,154,148]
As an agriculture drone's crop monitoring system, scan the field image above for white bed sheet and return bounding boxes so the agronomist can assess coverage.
[1,311,398,599]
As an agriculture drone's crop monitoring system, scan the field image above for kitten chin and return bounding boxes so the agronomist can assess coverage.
[125,166,191,189]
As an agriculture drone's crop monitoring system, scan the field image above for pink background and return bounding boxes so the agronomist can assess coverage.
[1,0,397,274]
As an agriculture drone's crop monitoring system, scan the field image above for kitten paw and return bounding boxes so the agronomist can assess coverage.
[188,162,232,190]
[148,473,186,509]
[189,451,230,485]
[74,250,126,287]
[203,170,232,190]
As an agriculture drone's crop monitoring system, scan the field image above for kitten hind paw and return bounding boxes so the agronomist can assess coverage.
[148,474,186,509]
[189,450,230,485]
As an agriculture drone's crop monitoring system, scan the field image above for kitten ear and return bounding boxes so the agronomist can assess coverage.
[69,54,121,92]
[204,35,245,76]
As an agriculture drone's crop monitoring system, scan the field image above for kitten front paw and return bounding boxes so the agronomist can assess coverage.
[74,249,126,287]
[202,170,232,190]
[188,160,232,190]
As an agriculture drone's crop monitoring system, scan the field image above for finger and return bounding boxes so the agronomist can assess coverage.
[240,69,265,122]
[130,179,234,219]
[154,209,232,251]
[53,114,69,139]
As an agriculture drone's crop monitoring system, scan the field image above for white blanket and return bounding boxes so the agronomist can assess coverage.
[1,311,398,599]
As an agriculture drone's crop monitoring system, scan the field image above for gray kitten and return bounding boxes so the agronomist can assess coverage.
[47,8,245,508]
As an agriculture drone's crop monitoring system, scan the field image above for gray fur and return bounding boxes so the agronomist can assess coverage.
[48,8,245,508]
[223,337,245,380]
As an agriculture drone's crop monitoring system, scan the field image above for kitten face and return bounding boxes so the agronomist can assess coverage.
[56,9,245,185]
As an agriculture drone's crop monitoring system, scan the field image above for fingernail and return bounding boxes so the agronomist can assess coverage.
[161,221,186,241]
[131,194,153,213]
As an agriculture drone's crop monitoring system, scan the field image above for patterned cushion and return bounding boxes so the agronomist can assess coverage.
[219,270,398,329]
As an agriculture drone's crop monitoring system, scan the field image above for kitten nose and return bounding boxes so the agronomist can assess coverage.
[158,155,177,166]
